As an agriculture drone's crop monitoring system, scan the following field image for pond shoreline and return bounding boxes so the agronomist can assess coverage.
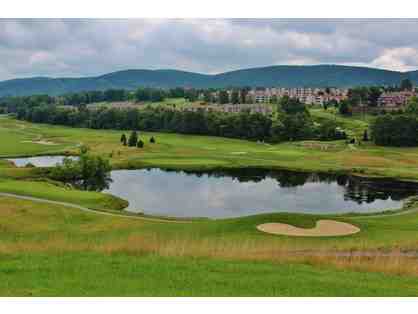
[3,154,418,220]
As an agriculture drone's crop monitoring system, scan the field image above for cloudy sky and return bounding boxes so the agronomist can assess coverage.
[1,19,418,81]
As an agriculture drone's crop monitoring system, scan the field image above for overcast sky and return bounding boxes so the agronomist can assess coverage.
[1,19,418,81]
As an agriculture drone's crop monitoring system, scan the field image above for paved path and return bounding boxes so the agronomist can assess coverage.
[0,192,191,223]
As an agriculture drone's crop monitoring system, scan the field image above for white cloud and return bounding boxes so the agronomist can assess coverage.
[1,19,418,80]
[370,47,418,72]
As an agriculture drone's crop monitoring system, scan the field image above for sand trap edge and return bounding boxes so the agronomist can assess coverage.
[257,220,360,237]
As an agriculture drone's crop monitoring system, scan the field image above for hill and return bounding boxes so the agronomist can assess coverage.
[0,65,416,96]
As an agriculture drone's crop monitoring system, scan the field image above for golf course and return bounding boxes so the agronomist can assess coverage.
[1,112,418,296]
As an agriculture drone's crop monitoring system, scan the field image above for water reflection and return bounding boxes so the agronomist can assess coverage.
[104,168,418,218]
[7,156,79,167]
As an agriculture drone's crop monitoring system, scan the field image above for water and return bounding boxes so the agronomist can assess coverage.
[103,168,417,218]
[7,156,78,167]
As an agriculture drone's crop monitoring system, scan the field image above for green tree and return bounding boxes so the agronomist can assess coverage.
[338,100,352,115]
[231,90,240,104]
[150,136,156,143]
[317,120,339,140]
[405,96,418,115]
[120,134,127,145]
[278,96,306,114]
[363,129,369,141]
[203,91,212,103]
[51,152,112,191]
[400,78,413,91]
[367,87,382,107]
[137,139,144,148]
[218,91,229,104]
[371,114,418,146]
[128,131,138,147]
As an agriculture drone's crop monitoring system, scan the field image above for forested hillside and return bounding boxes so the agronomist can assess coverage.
[0,65,416,97]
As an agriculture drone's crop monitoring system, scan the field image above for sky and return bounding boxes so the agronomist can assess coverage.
[1,19,418,81]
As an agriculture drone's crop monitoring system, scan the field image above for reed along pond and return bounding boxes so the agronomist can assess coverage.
[104,168,418,218]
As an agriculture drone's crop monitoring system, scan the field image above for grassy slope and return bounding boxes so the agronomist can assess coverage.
[3,253,418,296]
[2,113,418,295]
[1,196,418,296]
[0,179,127,210]
[1,195,418,259]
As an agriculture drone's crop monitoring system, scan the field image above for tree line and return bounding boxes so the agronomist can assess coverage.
[0,87,205,111]
[337,79,415,116]
[370,97,418,147]
[15,96,346,143]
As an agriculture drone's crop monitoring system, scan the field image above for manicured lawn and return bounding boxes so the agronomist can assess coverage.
[0,179,127,210]
[1,196,418,296]
[3,114,418,181]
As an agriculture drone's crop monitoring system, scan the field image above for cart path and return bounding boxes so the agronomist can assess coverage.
[0,192,191,223]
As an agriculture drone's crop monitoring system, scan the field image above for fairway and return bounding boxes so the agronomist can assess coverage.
[3,114,418,181]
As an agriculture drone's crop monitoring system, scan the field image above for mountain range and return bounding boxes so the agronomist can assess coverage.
[1,65,418,97]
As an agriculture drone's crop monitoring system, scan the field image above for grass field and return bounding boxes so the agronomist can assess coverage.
[3,113,418,181]
[1,196,418,296]
[1,113,418,296]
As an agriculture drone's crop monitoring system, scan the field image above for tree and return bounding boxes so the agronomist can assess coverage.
[128,131,138,147]
[218,91,229,104]
[137,139,144,148]
[203,91,212,103]
[231,90,240,104]
[338,100,352,115]
[405,96,418,115]
[278,96,307,114]
[120,134,127,145]
[347,87,369,107]
[371,114,418,146]
[80,144,89,154]
[400,78,413,91]
[150,136,156,143]
[317,120,338,140]
[51,151,112,191]
[363,129,369,141]
[367,87,382,107]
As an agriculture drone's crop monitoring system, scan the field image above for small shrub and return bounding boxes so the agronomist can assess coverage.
[120,134,127,146]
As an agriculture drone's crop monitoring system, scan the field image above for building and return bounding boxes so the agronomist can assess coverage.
[377,91,416,109]
[183,103,273,116]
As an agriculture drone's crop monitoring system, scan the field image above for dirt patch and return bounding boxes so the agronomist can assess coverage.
[257,220,360,237]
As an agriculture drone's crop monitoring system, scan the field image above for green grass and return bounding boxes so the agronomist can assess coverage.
[310,108,372,138]
[4,113,418,181]
[2,114,418,295]
[0,179,127,211]
[2,252,418,296]
[1,196,418,296]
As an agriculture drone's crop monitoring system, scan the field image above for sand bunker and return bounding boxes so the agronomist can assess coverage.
[257,220,360,237]
[21,140,57,145]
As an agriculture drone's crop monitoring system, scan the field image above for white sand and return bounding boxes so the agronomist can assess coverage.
[257,220,360,237]
[22,140,57,145]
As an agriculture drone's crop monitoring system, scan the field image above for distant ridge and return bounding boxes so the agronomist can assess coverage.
[0,64,417,97]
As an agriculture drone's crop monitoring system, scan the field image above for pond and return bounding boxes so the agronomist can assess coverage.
[7,155,79,167]
[103,168,417,218]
